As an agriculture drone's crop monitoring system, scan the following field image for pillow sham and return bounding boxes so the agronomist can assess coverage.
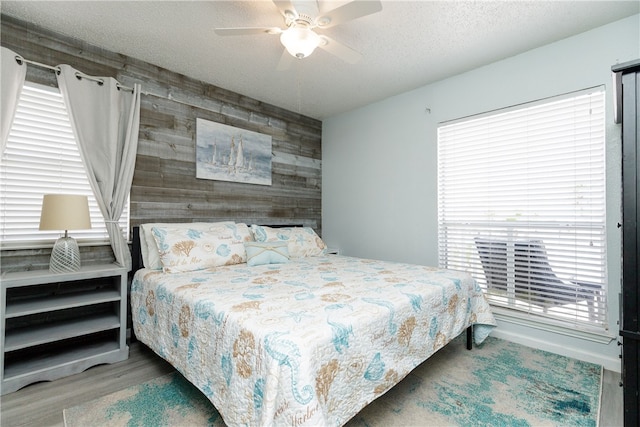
[140,221,235,270]
[250,225,326,257]
[150,223,253,273]
[244,241,289,266]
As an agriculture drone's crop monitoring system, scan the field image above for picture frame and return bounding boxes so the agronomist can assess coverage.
[196,118,272,186]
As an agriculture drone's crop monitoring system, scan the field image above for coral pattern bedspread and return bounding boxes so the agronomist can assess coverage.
[131,255,496,426]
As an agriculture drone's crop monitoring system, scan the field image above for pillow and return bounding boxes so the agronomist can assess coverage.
[244,241,289,266]
[140,221,235,270]
[151,223,253,273]
[250,225,326,258]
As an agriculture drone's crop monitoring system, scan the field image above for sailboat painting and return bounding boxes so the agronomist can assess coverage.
[196,118,272,186]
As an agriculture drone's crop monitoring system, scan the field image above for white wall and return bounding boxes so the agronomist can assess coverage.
[322,15,640,371]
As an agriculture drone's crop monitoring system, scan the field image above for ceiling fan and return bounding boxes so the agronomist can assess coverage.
[214,0,382,69]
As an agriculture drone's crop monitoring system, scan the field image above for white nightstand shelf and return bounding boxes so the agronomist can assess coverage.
[1,264,129,395]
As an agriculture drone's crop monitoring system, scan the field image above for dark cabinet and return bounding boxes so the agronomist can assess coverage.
[613,58,640,427]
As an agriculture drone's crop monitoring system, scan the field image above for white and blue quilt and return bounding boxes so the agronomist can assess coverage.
[131,255,496,426]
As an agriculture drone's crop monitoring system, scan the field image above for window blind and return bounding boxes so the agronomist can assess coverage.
[0,82,129,248]
[437,87,607,331]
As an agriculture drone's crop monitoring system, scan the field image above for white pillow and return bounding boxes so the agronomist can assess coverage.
[140,221,235,270]
[250,225,326,257]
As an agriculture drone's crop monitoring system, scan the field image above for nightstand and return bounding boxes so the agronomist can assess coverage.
[1,264,129,395]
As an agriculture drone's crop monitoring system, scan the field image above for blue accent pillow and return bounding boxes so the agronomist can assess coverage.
[245,241,289,266]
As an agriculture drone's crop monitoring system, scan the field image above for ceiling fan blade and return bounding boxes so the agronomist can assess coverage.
[318,35,362,64]
[316,0,382,28]
[272,0,297,20]
[276,48,296,71]
[214,27,282,36]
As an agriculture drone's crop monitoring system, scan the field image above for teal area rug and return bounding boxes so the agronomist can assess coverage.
[63,336,601,427]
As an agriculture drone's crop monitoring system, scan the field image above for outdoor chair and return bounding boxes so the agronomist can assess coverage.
[474,237,602,319]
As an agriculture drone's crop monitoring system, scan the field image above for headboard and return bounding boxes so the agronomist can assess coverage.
[131,224,304,274]
[131,226,144,274]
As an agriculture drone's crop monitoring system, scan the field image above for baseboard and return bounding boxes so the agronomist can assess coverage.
[491,328,621,373]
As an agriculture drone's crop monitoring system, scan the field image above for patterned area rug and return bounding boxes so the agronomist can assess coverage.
[63,336,601,427]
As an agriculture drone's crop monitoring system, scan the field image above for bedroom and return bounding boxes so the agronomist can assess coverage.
[1,1,639,426]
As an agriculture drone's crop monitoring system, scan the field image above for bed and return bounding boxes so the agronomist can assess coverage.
[130,222,496,426]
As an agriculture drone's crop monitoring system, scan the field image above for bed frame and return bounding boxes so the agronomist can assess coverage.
[129,225,474,350]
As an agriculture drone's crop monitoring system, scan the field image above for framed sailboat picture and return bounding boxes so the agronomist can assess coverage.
[196,118,272,186]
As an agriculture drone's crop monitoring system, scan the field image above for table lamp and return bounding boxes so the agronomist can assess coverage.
[39,194,92,273]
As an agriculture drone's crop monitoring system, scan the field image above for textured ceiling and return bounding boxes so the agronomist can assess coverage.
[2,1,639,119]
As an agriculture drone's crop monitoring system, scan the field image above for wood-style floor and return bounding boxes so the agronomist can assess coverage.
[1,341,624,427]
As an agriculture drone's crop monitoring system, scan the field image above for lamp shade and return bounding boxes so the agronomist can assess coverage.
[39,194,92,231]
[280,26,321,59]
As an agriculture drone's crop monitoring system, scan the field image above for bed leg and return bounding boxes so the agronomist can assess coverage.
[466,325,473,350]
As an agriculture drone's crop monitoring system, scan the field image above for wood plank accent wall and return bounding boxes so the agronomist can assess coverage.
[0,15,322,273]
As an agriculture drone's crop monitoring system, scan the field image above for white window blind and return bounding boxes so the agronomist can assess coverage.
[437,87,607,332]
[1,81,129,248]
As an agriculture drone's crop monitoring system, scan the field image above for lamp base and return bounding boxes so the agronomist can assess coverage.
[49,236,81,273]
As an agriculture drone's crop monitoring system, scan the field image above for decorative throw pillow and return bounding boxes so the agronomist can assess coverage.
[250,225,326,257]
[140,221,235,270]
[244,241,289,266]
[151,223,252,273]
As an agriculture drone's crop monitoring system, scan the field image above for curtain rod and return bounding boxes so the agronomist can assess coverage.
[15,55,135,93]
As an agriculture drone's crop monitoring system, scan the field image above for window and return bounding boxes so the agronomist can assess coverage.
[437,87,607,332]
[1,81,129,248]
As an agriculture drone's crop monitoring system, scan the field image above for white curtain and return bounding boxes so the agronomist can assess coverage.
[1,47,27,153]
[56,64,140,270]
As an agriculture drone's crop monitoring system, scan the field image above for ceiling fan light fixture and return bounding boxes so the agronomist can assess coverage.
[280,26,321,59]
